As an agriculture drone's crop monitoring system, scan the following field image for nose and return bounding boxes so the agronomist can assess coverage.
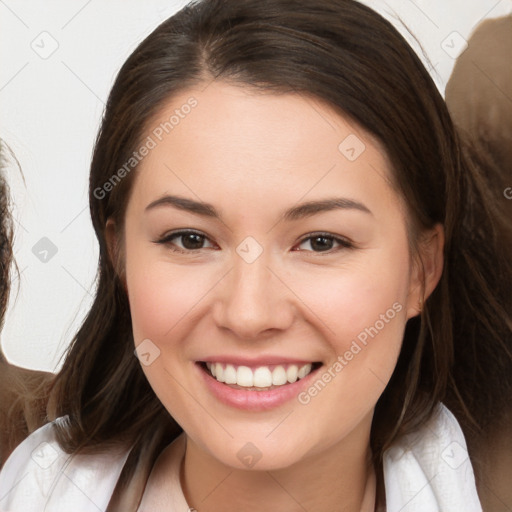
[212,255,295,340]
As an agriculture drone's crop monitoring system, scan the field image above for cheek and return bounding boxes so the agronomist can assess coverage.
[292,257,410,350]
[124,242,211,344]
[289,260,409,444]
[287,246,411,417]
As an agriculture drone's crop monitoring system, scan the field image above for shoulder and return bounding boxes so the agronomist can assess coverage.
[0,417,131,512]
[383,403,482,512]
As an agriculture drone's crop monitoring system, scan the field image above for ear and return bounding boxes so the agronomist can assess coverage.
[406,223,444,319]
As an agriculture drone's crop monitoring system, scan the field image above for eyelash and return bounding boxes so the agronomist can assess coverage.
[153,229,354,254]
[154,230,217,253]
[295,232,354,253]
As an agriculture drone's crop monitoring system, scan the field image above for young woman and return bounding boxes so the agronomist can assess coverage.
[1,1,511,510]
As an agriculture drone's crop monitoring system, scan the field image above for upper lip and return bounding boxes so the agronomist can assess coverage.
[198,356,319,367]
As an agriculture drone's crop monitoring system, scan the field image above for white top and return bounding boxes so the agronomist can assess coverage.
[0,404,482,511]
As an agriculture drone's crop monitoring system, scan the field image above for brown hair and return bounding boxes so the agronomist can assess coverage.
[46,1,512,508]
[0,142,52,467]
[0,141,13,327]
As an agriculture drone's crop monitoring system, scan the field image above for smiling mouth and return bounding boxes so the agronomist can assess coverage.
[198,361,322,391]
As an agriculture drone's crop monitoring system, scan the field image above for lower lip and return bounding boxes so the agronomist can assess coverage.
[196,363,321,411]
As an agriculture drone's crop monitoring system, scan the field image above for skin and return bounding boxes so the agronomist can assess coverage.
[107,81,444,511]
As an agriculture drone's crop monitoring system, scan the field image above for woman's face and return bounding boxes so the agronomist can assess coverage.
[117,81,442,470]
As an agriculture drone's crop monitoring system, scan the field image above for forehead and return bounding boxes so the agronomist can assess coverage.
[130,81,403,220]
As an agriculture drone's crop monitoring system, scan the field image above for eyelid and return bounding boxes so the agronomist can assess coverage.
[293,231,354,252]
[153,229,217,251]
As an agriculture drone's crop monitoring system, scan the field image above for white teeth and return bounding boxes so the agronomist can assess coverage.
[272,366,287,386]
[237,366,254,387]
[298,363,312,379]
[215,362,224,382]
[223,364,237,384]
[286,365,298,383]
[205,362,315,388]
[206,362,216,377]
[253,367,272,388]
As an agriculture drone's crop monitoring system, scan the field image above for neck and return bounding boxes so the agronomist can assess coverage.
[181,420,376,512]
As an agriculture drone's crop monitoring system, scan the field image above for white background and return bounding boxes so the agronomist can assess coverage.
[1,0,511,372]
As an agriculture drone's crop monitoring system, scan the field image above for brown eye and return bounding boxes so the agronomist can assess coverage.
[155,230,216,252]
[296,233,353,253]
[180,233,206,250]
[310,235,334,252]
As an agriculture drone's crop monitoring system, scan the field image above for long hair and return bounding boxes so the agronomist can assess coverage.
[0,142,52,467]
[0,141,13,328]
[46,1,512,509]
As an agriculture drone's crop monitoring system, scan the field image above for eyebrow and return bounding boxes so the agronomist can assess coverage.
[146,195,218,217]
[145,195,372,220]
[282,198,372,220]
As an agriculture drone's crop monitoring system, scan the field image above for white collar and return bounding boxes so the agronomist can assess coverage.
[383,403,482,511]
